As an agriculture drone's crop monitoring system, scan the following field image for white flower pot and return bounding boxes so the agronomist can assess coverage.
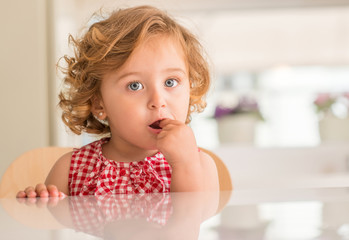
[319,115,349,142]
[217,114,258,144]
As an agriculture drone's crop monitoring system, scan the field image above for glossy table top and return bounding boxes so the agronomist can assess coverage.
[1,188,349,239]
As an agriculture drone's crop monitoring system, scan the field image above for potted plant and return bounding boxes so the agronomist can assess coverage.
[314,92,349,142]
[214,96,263,144]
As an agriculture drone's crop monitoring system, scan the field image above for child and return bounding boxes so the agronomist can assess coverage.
[17,5,219,197]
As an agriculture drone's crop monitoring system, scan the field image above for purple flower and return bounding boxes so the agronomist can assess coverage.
[214,96,263,120]
[214,106,235,119]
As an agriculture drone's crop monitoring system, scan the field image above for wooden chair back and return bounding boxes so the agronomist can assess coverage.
[0,147,232,197]
[0,147,73,198]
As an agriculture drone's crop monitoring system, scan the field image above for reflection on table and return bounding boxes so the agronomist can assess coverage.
[1,188,349,239]
[0,191,223,240]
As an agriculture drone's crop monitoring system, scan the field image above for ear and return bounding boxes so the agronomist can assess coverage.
[91,96,107,120]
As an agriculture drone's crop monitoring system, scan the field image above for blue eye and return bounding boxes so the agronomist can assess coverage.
[165,79,178,88]
[128,82,143,91]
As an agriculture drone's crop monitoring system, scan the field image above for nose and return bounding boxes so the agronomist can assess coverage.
[148,88,166,110]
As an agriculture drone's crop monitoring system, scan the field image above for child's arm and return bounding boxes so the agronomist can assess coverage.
[16,152,72,198]
[170,151,219,192]
[157,119,219,192]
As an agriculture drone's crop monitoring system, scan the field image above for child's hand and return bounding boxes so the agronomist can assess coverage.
[156,119,199,166]
[16,184,66,198]
[156,119,206,192]
[156,119,219,192]
[16,193,64,207]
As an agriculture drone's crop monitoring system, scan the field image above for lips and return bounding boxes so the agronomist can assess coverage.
[149,120,162,129]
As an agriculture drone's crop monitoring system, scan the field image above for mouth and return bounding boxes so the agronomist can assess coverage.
[149,120,162,129]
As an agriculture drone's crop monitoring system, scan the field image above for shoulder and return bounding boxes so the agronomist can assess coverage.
[56,151,73,167]
[72,138,107,160]
[199,149,217,169]
[45,151,73,195]
[198,149,219,191]
[69,139,108,174]
[46,151,72,176]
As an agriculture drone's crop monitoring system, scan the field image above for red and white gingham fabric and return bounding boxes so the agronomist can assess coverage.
[68,138,172,196]
[69,194,173,237]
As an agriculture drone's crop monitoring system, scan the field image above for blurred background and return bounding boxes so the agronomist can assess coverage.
[1,0,349,178]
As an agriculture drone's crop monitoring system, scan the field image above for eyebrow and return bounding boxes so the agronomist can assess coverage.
[163,68,187,75]
[118,68,187,80]
[117,72,140,80]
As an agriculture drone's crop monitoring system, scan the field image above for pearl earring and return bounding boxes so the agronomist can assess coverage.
[93,112,108,126]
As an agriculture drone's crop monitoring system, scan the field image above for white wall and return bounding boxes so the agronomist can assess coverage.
[0,0,49,177]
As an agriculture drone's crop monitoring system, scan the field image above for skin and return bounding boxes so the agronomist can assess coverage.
[16,35,219,198]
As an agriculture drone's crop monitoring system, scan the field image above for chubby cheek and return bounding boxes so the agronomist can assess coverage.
[173,93,190,123]
[108,104,138,124]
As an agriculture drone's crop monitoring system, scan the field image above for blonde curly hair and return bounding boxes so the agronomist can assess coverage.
[59,5,210,135]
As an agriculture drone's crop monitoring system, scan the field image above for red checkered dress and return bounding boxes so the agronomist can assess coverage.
[68,138,172,196]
